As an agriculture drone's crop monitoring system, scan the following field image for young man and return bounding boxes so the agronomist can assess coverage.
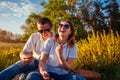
[0,18,54,80]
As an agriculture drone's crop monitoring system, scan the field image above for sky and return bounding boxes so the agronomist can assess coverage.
[0,0,46,35]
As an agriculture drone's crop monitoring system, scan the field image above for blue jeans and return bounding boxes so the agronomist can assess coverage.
[26,70,86,80]
[0,59,38,80]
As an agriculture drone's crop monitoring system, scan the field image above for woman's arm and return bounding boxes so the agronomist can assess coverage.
[58,56,76,71]
[39,53,50,80]
[55,44,76,71]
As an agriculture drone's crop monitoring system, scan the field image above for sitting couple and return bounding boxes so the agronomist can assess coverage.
[0,17,86,80]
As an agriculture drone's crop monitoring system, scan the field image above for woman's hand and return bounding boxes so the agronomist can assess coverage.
[40,71,50,80]
[55,43,75,71]
[55,43,63,58]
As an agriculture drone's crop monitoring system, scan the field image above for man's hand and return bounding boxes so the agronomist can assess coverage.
[20,51,34,63]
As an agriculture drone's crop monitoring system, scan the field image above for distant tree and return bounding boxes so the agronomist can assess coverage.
[40,0,86,40]
[103,0,120,34]
[41,0,70,32]
[0,29,21,42]
[21,0,120,41]
[92,0,109,32]
[77,0,120,34]
[20,12,42,41]
[77,0,108,33]
[0,30,7,41]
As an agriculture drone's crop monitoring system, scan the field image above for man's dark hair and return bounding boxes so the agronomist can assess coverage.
[37,18,52,27]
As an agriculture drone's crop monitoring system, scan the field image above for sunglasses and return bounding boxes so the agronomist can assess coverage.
[58,24,70,29]
[38,29,50,33]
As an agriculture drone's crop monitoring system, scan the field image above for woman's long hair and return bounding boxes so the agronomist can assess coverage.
[54,19,76,48]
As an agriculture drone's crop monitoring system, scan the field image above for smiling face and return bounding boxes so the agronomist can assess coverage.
[58,21,71,40]
[37,23,52,40]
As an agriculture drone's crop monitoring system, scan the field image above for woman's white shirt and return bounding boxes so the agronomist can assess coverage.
[40,37,78,75]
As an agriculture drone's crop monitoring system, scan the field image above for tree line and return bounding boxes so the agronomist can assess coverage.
[0,28,21,42]
[20,0,120,41]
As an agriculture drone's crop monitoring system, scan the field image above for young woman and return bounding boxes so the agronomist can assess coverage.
[26,19,86,80]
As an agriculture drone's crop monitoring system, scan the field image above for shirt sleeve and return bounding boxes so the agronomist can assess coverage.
[22,33,35,53]
[40,38,53,54]
[68,44,78,58]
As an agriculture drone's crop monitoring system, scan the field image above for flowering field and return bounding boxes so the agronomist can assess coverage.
[0,42,24,71]
[0,31,120,80]
[73,31,120,80]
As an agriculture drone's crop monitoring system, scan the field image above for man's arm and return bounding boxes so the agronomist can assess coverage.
[20,50,34,63]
